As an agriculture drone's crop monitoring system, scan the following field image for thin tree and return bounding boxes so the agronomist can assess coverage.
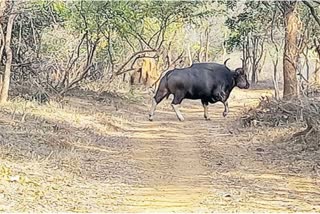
[0,1,16,103]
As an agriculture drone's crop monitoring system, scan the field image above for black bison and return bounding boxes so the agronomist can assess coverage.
[148,60,250,121]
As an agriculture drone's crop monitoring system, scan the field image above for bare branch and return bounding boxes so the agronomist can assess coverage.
[256,38,265,67]
[106,31,115,73]
[270,5,280,53]
[60,65,95,95]
[148,28,162,45]
[61,32,87,89]
[116,31,136,52]
[155,14,173,50]
[67,32,87,71]
[115,49,157,76]
[166,50,185,70]
[303,0,320,28]
[0,22,5,65]
[120,15,153,49]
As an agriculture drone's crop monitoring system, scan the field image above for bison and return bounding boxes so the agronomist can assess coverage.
[148,60,250,121]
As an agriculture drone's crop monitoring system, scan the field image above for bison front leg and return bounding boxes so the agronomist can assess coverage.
[222,101,229,117]
[201,100,210,120]
[216,91,229,117]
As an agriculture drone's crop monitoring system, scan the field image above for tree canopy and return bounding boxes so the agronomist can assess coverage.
[0,0,319,102]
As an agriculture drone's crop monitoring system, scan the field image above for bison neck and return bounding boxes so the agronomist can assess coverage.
[215,75,237,102]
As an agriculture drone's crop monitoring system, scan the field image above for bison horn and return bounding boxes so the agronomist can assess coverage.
[223,58,230,67]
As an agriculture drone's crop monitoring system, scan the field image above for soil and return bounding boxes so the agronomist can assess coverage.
[0,88,320,212]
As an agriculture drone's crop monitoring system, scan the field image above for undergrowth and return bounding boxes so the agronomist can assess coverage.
[241,95,320,146]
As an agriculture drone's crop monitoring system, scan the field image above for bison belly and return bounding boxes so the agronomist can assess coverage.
[185,85,213,100]
[167,71,217,100]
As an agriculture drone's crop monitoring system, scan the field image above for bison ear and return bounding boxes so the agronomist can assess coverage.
[235,68,245,75]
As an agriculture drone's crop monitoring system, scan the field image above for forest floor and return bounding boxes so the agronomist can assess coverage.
[1,87,320,212]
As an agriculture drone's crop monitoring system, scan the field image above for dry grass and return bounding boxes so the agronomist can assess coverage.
[241,95,320,147]
[0,95,137,212]
[1,88,320,212]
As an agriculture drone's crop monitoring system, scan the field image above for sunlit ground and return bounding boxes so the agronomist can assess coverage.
[1,88,320,212]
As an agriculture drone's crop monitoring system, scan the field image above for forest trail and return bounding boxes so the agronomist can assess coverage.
[1,88,320,212]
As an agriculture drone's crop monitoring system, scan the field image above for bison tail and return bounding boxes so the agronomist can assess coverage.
[152,71,172,103]
[149,75,162,93]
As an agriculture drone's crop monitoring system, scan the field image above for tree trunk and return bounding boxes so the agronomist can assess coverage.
[0,0,7,17]
[272,58,280,100]
[187,44,192,66]
[251,37,257,84]
[197,32,203,63]
[241,36,250,75]
[315,59,320,84]
[222,30,228,61]
[0,0,7,90]
[0,12,16,103]
[305,48,310,95]
[283,2,299,99]
[315,40,320,84]
[204,27,209,62]
[305,48,310,82]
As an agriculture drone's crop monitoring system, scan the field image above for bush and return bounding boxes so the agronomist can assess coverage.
[241,96,320,143]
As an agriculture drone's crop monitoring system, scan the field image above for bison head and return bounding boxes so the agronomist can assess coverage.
[234,68,250,89]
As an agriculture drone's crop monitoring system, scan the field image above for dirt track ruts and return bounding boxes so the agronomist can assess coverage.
[1,88,320,212]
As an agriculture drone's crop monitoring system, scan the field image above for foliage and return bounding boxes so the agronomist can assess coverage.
[0,0,319,100]
[225,1,272,51]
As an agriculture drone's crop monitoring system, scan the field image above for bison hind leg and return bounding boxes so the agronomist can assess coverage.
[171,91,185,121]
[171,91,185,105]
[154,88,169,104]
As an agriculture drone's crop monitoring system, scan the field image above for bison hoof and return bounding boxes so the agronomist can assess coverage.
[223,112,228,117]
[205,117,211,121]
[178,117,185,122]
[149,115,154,121]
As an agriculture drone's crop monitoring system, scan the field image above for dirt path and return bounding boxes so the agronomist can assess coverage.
[1,88,320,212]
